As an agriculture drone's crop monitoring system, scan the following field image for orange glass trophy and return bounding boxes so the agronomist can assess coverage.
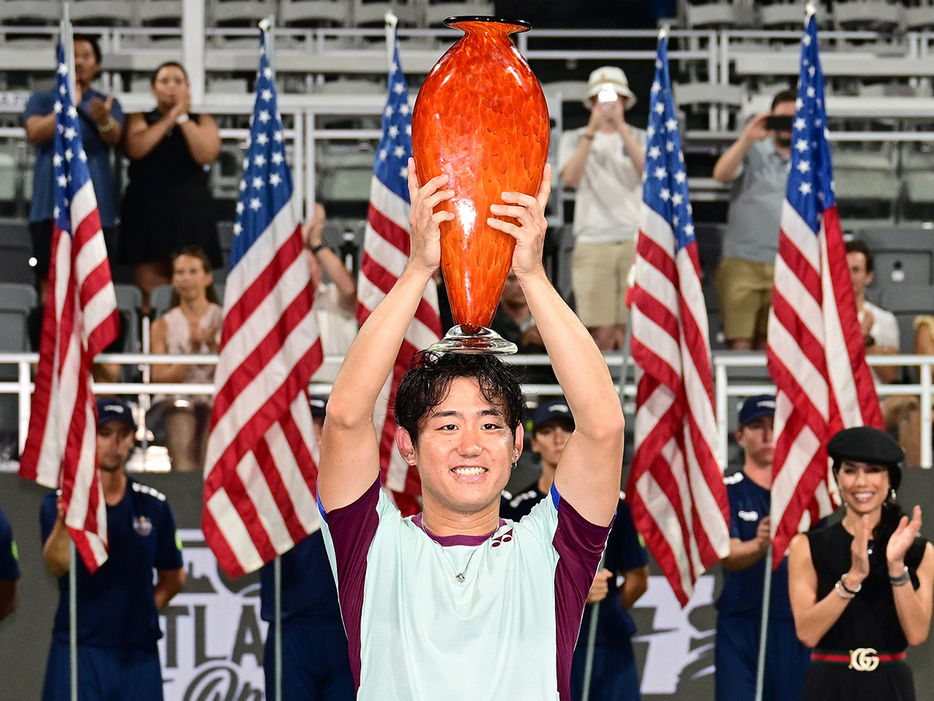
[412,16,549,354]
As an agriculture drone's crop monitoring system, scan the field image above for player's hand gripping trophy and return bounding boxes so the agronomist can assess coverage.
[411,16,549,353]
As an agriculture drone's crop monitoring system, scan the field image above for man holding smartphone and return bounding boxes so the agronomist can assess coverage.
[558,66,646,351]
[712,89,797,350]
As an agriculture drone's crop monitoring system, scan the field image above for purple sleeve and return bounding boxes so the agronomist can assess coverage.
[551,487,613,701]
[323,478,381,691]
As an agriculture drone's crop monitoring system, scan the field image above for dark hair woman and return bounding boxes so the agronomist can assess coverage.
[149,246,222,473]
[119,61,222,313]
[788,426,934,701]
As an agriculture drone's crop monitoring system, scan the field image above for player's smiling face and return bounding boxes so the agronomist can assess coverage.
[400,376,521,519]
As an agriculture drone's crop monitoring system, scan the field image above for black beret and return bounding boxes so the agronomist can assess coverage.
[827,426,904,490]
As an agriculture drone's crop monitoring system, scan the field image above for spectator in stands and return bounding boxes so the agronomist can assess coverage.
[501,398,649,701]
[302,203,358,381]
[259,395,354,701]
[24,34,124,297]
[846,240,899,384]
[0,504,18,621]
[119,61,222,314]
[150,246,222,473]
[490,270,556,385]
[716,395,810,701]
[712,89,797,350]
[558,66,645,350]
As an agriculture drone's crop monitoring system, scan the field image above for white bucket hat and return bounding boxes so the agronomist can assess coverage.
[584,66,637,109]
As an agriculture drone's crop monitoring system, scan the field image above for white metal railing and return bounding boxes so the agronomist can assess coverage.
[1,351,931,467]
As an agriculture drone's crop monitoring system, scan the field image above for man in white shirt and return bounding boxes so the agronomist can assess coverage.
[846,239,899,384]
[316,160,624,700]
[558,66,646,350]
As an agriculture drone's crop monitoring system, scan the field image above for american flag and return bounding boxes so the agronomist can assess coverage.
[19,38,120,573]
[202,26,323,578]
[355,17,442,515]
[627,31,730,606]
[767,9,882,565]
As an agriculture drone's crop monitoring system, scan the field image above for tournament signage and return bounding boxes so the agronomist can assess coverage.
[159,529,266,701]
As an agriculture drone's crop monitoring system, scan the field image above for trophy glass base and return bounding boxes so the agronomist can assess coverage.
[428,325,518,355]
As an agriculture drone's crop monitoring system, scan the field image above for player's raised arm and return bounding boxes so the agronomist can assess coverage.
[317,160,453,511]
[487,164,624,526]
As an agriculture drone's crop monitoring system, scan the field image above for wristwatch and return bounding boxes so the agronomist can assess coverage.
[176,113,190,125]
[97,117,115,133]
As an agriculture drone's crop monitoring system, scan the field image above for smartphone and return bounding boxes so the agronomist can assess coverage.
[765,115,793,131]
[597,87,618,108]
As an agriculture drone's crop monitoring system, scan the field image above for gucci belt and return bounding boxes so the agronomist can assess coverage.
[811,648,906,671]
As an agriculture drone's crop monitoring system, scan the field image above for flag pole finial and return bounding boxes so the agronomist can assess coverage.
[658,24,669,41]
[259,15,273,32]
[805,2,817,19]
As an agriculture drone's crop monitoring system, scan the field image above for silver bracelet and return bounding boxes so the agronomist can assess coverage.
[890,566,910,587]
[835,581,855,600]
[840,573,861,596]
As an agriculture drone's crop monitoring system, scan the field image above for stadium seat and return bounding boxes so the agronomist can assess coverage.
[149,284,175,319]
[279,0,350,27]
[209,0,276,26]
[880,283,934,352]
[319,168,374,202]
[114,284,143,353]
[904,1,934,31]
[833,149,901,220]
[71,0,135,25]
[759,1,832,29]
[138,0,182,26]
[0,0,60,24]
[833,0,903,32]
[423,0,495,27]
[683,0,755,29]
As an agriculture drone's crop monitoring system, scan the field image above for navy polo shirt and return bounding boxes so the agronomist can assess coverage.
[716,471,793,619]
[23,87,124,227]
[40,478,183,648]
[0,505,19,581]
[259,529,341,623]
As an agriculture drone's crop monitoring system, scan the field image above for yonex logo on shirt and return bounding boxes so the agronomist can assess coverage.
[491,529,514,547]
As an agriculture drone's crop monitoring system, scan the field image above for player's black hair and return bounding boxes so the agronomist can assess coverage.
[394,351,524,447]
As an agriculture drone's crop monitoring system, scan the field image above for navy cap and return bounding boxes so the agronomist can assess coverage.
[309,395,328,418]
[738,395,775,425]
[96,398,136,429]
[827,426,904,490]
[532,398,574,433]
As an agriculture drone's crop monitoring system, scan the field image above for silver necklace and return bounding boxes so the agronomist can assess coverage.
[454,547,479,583]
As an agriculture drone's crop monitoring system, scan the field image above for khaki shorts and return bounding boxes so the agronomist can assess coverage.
[572,240,635,327]
[714,257,775,341]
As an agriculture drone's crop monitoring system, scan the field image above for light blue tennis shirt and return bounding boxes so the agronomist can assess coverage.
[319,479,611,701]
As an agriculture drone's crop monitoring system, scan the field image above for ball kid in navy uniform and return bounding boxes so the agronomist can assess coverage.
[40,398,185,701]
[260,396,354,701]
[715,395,810,701]
[501,398,649,701]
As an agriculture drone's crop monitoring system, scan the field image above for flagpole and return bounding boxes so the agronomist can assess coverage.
[274,555,282,701]
[60,8,79,701]
[384,11,399,68]
[69,540,78,701]
[753,545,772,701]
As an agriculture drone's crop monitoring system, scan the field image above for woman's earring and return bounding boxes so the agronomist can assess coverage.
[890,488,897,502]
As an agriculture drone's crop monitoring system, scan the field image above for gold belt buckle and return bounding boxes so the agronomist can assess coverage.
[849,648,880,671]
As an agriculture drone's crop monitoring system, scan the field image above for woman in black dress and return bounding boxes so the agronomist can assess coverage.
[788,426,934,701]
[119,61,222,312]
